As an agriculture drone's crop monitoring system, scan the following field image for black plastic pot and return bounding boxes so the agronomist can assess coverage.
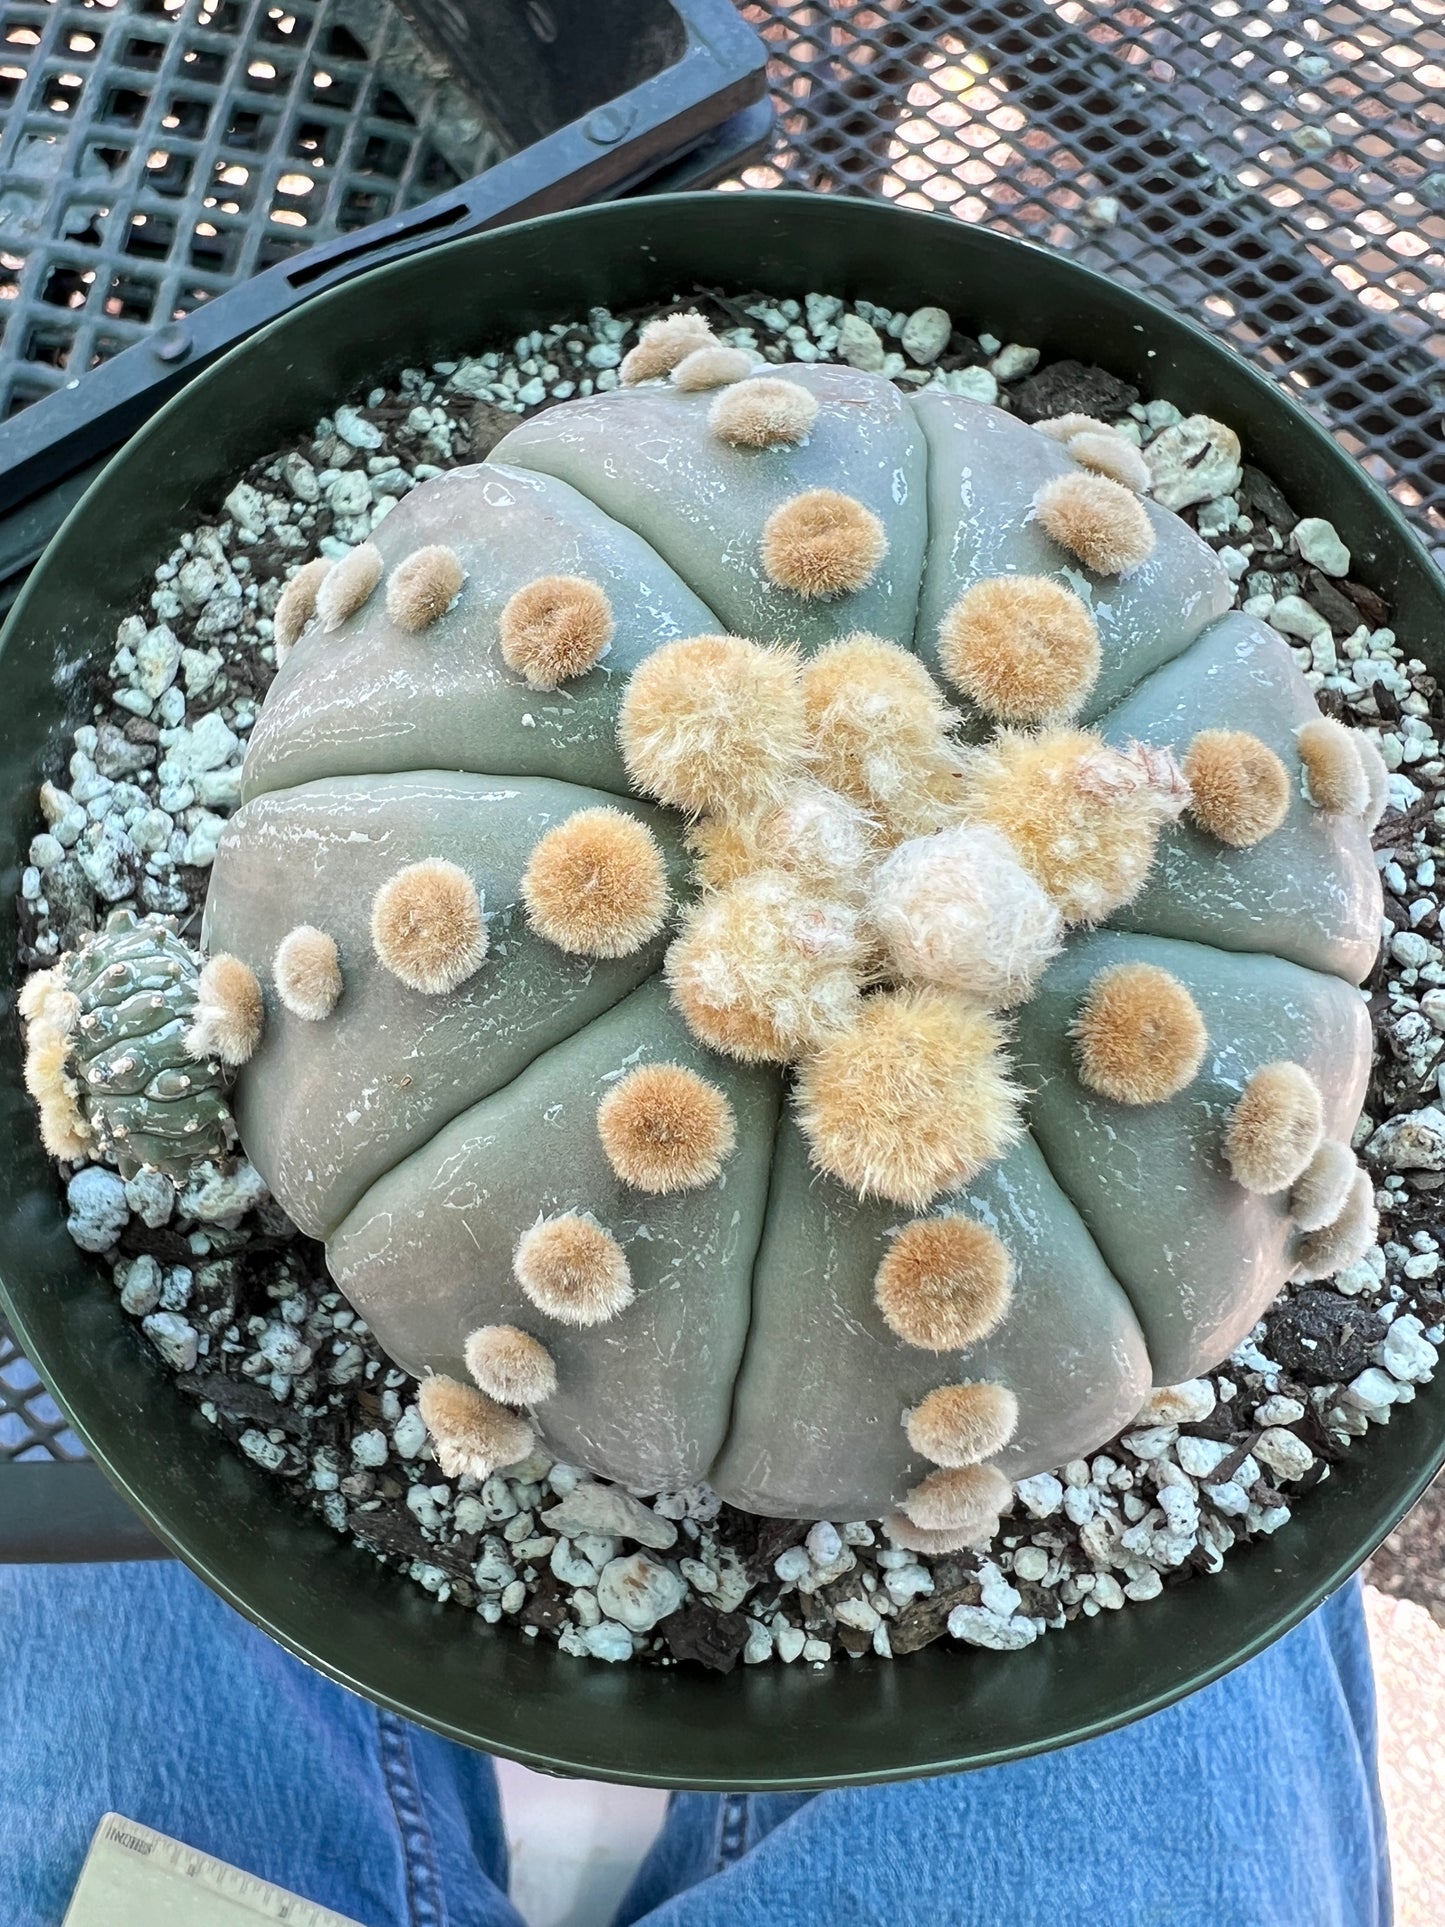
[1,193,1441,1790]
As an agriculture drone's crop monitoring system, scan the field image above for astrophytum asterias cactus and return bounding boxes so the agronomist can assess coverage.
[114,317,1389,1546]
[21,909,239,1179]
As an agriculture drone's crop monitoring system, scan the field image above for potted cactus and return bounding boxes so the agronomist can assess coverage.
[23,327,1384,1550]
[2,192,1440,1785]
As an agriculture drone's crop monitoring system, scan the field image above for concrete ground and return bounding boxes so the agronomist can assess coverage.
[1365,1480,1445,1922]
[1366,1585,1445,1925]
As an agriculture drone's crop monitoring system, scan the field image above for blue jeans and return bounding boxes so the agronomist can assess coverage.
[0,1561,1389,1927]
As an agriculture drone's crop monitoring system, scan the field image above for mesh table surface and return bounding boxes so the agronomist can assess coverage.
[731,0,1445,564]
[2,0,1442,1473]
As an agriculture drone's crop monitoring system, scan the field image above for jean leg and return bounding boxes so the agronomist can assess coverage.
[0,1560,524,1927]
[617,1580,1390,1927]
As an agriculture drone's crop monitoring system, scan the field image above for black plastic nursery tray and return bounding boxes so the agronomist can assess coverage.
[0,0,769,597]
[1,191,1443,1786]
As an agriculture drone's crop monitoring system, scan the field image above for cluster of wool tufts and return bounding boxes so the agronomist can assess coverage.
[801,633,967,845]
[1294,1166,1378,1281]
[888,1463,1014,1551]
[1036,414,1153,496]
[665,872,866,1064]
[962,729,1192,926]
[796,989,1022,1209]
[688,783,877,900]
[19,970,90,1160]
[621,634,808,818]
[870,824,1062,1006]
[619,309,716,386]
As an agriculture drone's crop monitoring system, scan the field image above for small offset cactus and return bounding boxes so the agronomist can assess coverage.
[22,909,237,1180]
[31,312,1388,1552]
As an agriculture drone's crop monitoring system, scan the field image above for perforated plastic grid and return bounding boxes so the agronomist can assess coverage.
[730,0,1445,561]
[0,1317,82,1459]
[0,0,499,420]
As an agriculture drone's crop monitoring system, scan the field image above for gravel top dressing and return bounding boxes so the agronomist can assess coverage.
[16,289,1444,1671]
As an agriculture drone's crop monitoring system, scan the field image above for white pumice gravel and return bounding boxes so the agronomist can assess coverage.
[17,288,1443,1670]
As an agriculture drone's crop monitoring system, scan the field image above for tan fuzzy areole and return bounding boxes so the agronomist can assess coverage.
[1291,1138,1359,1234]
[797,988,1023,1209]
[1184,729,1292,848]
[802,632,965,843]
[315,542,382,632]
[689,783,876,898]
[1297,716,1371,816]
[938,575,1101,725]
[22,1022,71,1106]
[870,824,1063,1007]
[620,634,808,817]
[386,545,464,633]
[666,872,865,1064]
[671,343,755,392]
[1354,729,1392,831]
[1033,470,1156,576]
[708,376,819,450]
[21,998,90,1159]
[1070,962,1208,1106]
[619,310,716,385]
[273,925,342,1022]
[186,954,264,1065]
[760,488,889,600]
[370,858,486,995]
[417,1374,534,1481]
[273,556,332,661]
[1294,1166,1378,1281]
[1067,430,1152,496]
[521,807,668,959]
[1034,412,1113,443]
[513,1213,635,1327]
[882,1508,1004,1555]
[901,1462,1013,1537]
[964,728,1188,925]
[463,1325,557,1407]
[906,1382,1019,1467]
[873,1213,1015,1351]
[498,574,614,690]
[1226,1061,1325,1195]
[597,1063,737,1194]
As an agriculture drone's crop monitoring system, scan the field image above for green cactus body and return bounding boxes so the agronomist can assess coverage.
[185,354,1381,1531]
[62,910,234,1179]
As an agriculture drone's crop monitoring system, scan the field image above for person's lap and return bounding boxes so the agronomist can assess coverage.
[0,1559,1389,1927]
